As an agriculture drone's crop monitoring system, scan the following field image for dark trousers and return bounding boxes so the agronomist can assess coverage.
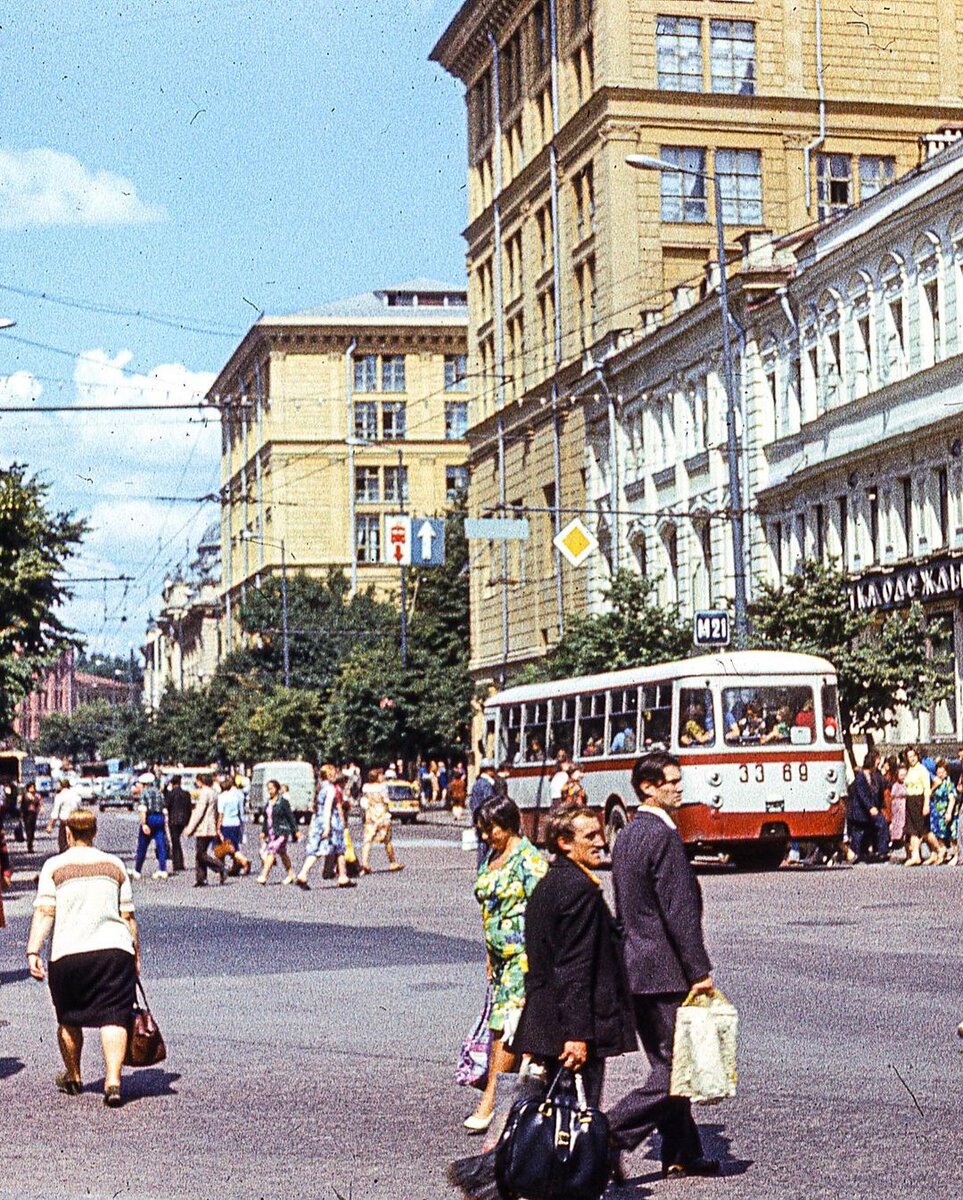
[607,993,702,1165]
[21,809,38,852]
[168,822,187,872]
[851,814,890,861]
[194,836,225,884]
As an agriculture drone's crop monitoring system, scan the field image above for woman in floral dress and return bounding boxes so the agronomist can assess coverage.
[464,794,547,1133]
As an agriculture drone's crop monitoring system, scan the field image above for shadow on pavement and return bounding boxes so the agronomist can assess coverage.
[0,1057,26,1080]
[0,967,31,985]
[122,1067,181,1103]
[140,907,480,979]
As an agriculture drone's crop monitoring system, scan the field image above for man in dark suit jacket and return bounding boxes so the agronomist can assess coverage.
[514,805,636,1104]
[607,751,720,1179]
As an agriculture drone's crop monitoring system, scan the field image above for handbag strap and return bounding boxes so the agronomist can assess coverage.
[135,978,150,1012]
[543,1066,590,1112]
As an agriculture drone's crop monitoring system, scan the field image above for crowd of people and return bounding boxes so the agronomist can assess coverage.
[458,751,722,1188]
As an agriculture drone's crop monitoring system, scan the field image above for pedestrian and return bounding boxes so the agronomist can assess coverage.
[464,794,547,1134]
[930,758,958,865]
[849,752,889,864]
[47,778,83,853]
[297,765,354,889]
[514,805,636,1106]
[448,764,467,816]
[164,773,193,874]
[888,760,908,852]
[20,780,42,853]
[560,764,588,808]
[256,779,298,886]
[549,751,570,807]
[184,772,227,888]
[25,808,140,1107]
[420,760,440,808]
[607,751,720,1180]
[359,768,404,874]
[468,758,498,867]
[216,773,251,876]
[904,746,937,866]
[131,774,170,881]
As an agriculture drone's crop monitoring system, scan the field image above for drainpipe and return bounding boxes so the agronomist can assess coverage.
[552,384,564,635]
[254,356,265,579]
[548,0,563,366]
[488,31,507,412]
[497,412,509,683]
[345,337,358,595]
[803,0,826,212]
[241,394,250,599]
[726,307,752,605]
[223,400,233,649]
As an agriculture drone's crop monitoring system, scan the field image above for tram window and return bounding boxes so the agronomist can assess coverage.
[499,705,523,765]
[523,702,549,761]
[641,683,671,748]
[550,696,577,758]
[609,688,639,754]
[577,692,606,756]
[722,686,814,744]
[678,688,715,747]
[821,684,840,742]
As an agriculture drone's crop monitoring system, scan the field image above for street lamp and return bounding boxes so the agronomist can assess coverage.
[626,153,749,647]
[240,532,290,687]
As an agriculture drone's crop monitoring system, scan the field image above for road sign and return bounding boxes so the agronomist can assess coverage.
[411,517,445,566]
[463,517,531,541]
[383,514,411,565]
[694,610,731,647]
[553,517,597,567]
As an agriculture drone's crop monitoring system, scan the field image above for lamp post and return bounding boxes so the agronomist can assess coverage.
[626,154,748,647]
[240,532,290,686]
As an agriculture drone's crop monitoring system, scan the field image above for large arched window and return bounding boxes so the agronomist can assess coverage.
[913,231,943,368]
[847,270,874,400]
[878,253,907,383]
[817,288,844,410]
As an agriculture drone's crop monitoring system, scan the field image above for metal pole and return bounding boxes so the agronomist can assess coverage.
[280,539,290,688]
[397,448,408,670]
[346,338,358,595]
[713,173,748,647]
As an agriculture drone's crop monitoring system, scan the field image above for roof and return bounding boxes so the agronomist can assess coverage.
[486,651,838,707]
[263,279,468,326]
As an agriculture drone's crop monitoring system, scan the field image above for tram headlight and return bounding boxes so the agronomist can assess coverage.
[825,768,838,783]
[708,771,722,787]
[710,794,723,809]
[827,791,841,806]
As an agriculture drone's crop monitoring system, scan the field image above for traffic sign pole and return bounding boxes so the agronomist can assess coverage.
[398,449,408,671]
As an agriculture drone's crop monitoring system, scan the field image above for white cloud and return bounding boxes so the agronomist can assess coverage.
[0,148,165,228]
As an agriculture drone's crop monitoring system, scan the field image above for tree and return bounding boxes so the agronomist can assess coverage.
[38,700,149,764]
[141,684,226,765]
[528,570,692,682]
[749,559,952,761]
[217,684,325,764]
[0,465,87,733]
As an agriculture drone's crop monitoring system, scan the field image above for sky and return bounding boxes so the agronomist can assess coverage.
[0,0,467,661]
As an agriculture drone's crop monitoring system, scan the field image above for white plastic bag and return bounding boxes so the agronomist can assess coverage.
[669,987,738,1104]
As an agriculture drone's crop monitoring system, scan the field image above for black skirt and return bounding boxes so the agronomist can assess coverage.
[48,949,137,1028]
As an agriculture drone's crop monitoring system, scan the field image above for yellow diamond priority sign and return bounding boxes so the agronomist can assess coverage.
[554,517,598,567]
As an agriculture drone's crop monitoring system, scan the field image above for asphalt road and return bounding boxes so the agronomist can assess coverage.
[1,811,961,1200]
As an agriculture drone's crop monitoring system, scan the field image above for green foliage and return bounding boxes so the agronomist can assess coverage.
[140,685,224,765]
[217,684,325,764]
[38,700,148,764]
[749,558,953,743]
[0,465,87,732]
[531,570,693,682]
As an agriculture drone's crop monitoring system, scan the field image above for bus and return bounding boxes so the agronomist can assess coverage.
[0,749,37,816]
[483,650,847,867]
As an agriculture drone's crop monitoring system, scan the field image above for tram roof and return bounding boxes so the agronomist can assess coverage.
[486,651,837,707]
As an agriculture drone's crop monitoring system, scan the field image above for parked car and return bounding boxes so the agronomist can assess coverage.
[385,779,420,825]
[98,775,136,812]
[249,761,315,824]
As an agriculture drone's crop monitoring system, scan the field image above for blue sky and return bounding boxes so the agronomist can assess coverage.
[0,0,466,659]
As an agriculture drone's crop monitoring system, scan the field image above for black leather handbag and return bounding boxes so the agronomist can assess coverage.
[494,1067,610,1200]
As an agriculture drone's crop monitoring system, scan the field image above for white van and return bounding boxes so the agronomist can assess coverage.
[249,761,316,824]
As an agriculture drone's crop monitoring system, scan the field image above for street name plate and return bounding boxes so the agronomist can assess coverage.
[463,517,531,540]
[694,610,731,646]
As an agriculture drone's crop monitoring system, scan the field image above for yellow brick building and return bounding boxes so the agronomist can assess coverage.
[431,0,963,687]
[211,281,470,643]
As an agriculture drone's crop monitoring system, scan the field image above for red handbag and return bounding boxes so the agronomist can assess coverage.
[125,980,167,1067]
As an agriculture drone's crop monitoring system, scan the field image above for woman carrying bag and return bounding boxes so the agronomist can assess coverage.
[257,780,298,885]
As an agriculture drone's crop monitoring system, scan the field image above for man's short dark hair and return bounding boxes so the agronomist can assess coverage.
[170,774,182,786]
[631,751,681,798]
[475,794,521,836]
[545,805,597,854]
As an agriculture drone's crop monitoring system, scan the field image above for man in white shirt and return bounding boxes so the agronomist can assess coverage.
[47,780,83,852]
[549,752,570,807]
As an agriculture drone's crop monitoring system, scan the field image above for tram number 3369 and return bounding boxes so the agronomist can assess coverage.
[737,763,809,783]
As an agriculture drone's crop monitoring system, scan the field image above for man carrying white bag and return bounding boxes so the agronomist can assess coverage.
[670,987,739,1105]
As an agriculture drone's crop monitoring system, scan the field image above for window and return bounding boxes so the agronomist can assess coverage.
[821,684,840,742]
[814,503,825,561]
[710,20,755,94]
[523,702,549,761]
[885,295,906,379]
[854,312,873,398]
[837,495,849,569]
[572,35,594,104]
[498,705,523,766]
[577,692,606,756]
[859,155,895,200]
[355,466,379,502]
[473,70,493,144]
[900,475,914,556]
[383,464,409,504]
[921,277,942,366]
[641,682,672,747]
[354,401,377,441]
[659,147,707,222]
[716,148,762,224]
[936,466,950,547]
[502,28,523,111]
[609,688,640,754]
[445,400,469,440]
[866,487,880,564]
[572,0,591,32]
[504,230,523,298]
[549,696,577,758]
[354,355,377,392]
[534,0,551,70]
[444,354,468,391]
[679,687,715,747]
[381,355,406,392]
[656,16,702,91]
[771,519,784,581]
[816,153,852,220]
[537,204,554,272]
[574,255,596,347]
[573,162,595,241]
[355,515,380,564]
[382,401,406,439]
[446,464,469,500]
[723,686,815,744]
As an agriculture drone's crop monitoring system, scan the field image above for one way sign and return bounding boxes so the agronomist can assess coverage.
[411,517,445,566]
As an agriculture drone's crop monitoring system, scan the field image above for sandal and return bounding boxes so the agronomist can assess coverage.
[55,1072,82,1095]
[337,879,357,888]
[103,1085,123,1107]
[388,863,405,872]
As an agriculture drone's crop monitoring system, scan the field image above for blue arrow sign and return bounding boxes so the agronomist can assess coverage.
[411,517,445,566]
